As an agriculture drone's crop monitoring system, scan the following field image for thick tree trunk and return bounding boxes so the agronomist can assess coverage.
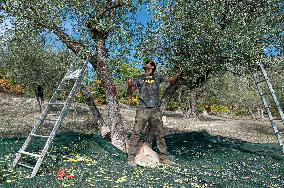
[160,79,182,113]
[257,107,264,121]
[246,106,256,119]
[185,90,198,120]
[22,11,125,150]
[89,37,126,151]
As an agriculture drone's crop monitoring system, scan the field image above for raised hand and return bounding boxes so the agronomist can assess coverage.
[127,77,134,87]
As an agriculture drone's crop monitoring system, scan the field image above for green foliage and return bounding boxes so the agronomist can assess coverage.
[167,101,179,111]
[119,95,138,107]
[200,72,262,112]
[87,80,106,105]
[210,104,230,114]
[172,71,277,117]
[1,0,141,60]
[0,27,75,96]
[107,59,143,81]
[74,92,85,103]
[139,0,284,89]
[233,108,248,117]
[196,103,205,114]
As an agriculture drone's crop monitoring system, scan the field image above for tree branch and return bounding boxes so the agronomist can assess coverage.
[160,74,184,113]
[0,0,7,9]
[97,1,125,20]
[25,6,91,59]
[52,26,86,56]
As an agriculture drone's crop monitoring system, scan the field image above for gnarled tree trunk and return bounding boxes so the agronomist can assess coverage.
[160,79,182,113]
[89,37,126,151]
[185,90,198,120]
[257,107,264,121]
[52,27,125,149]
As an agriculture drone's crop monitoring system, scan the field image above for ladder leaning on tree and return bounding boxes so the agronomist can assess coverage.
[253,61,284,154]
[12,60,87,177]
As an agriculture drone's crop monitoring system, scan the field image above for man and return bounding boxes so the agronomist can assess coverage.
[127,59,181,167]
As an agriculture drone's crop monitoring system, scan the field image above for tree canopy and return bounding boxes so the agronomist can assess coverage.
[139,0,284,88]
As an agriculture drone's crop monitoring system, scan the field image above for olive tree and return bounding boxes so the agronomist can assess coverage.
[140,0,283,112]
[1,0,145,151]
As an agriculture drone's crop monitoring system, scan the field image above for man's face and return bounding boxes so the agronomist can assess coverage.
[144,61,155,70]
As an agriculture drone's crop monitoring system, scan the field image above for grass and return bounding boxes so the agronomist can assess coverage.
[0,131,283,188]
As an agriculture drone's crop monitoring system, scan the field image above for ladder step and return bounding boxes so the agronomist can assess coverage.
[55,89,65,91]
[30,134,50,138]
[272,118,283,121]
[64,76,79,80]
[266,105,281,109]
[49,103,65,106]
[19,151,40,158]
[37,117,58,121]
[256,79,266,84]
[45,118,58,121]
[18,163,34,169]
[273,106,281,109]
[264,105,280,109]
[68,107,76,111]
[64,70,82,80]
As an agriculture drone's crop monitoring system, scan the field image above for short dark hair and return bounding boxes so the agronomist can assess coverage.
[143,60,156,73]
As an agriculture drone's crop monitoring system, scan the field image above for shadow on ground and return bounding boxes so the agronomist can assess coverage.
[0,131,283,187]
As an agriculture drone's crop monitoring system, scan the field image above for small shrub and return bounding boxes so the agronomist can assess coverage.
[95,98,105,106]
[234,108,247,117]
[94,79,102,86]
[74,92,85,103]
[128,95,138,106]
[167,101,179,111]
[196,103,205,113]
[0,78,11,93]
[9,84,24,95]
[119,95,138,106]
[210,104,230,114]
[0,78,24,95]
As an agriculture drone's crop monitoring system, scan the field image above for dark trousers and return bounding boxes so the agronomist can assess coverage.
[128,107,168,161]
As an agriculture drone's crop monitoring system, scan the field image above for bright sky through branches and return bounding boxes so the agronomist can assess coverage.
[0,3,282,82]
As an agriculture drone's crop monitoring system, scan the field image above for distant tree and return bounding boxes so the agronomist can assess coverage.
[0,26,78,111]
[0,27,73,96]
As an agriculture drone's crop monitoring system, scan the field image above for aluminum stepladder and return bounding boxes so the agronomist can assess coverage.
[253,61,284,154]
[12,60,87,177]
